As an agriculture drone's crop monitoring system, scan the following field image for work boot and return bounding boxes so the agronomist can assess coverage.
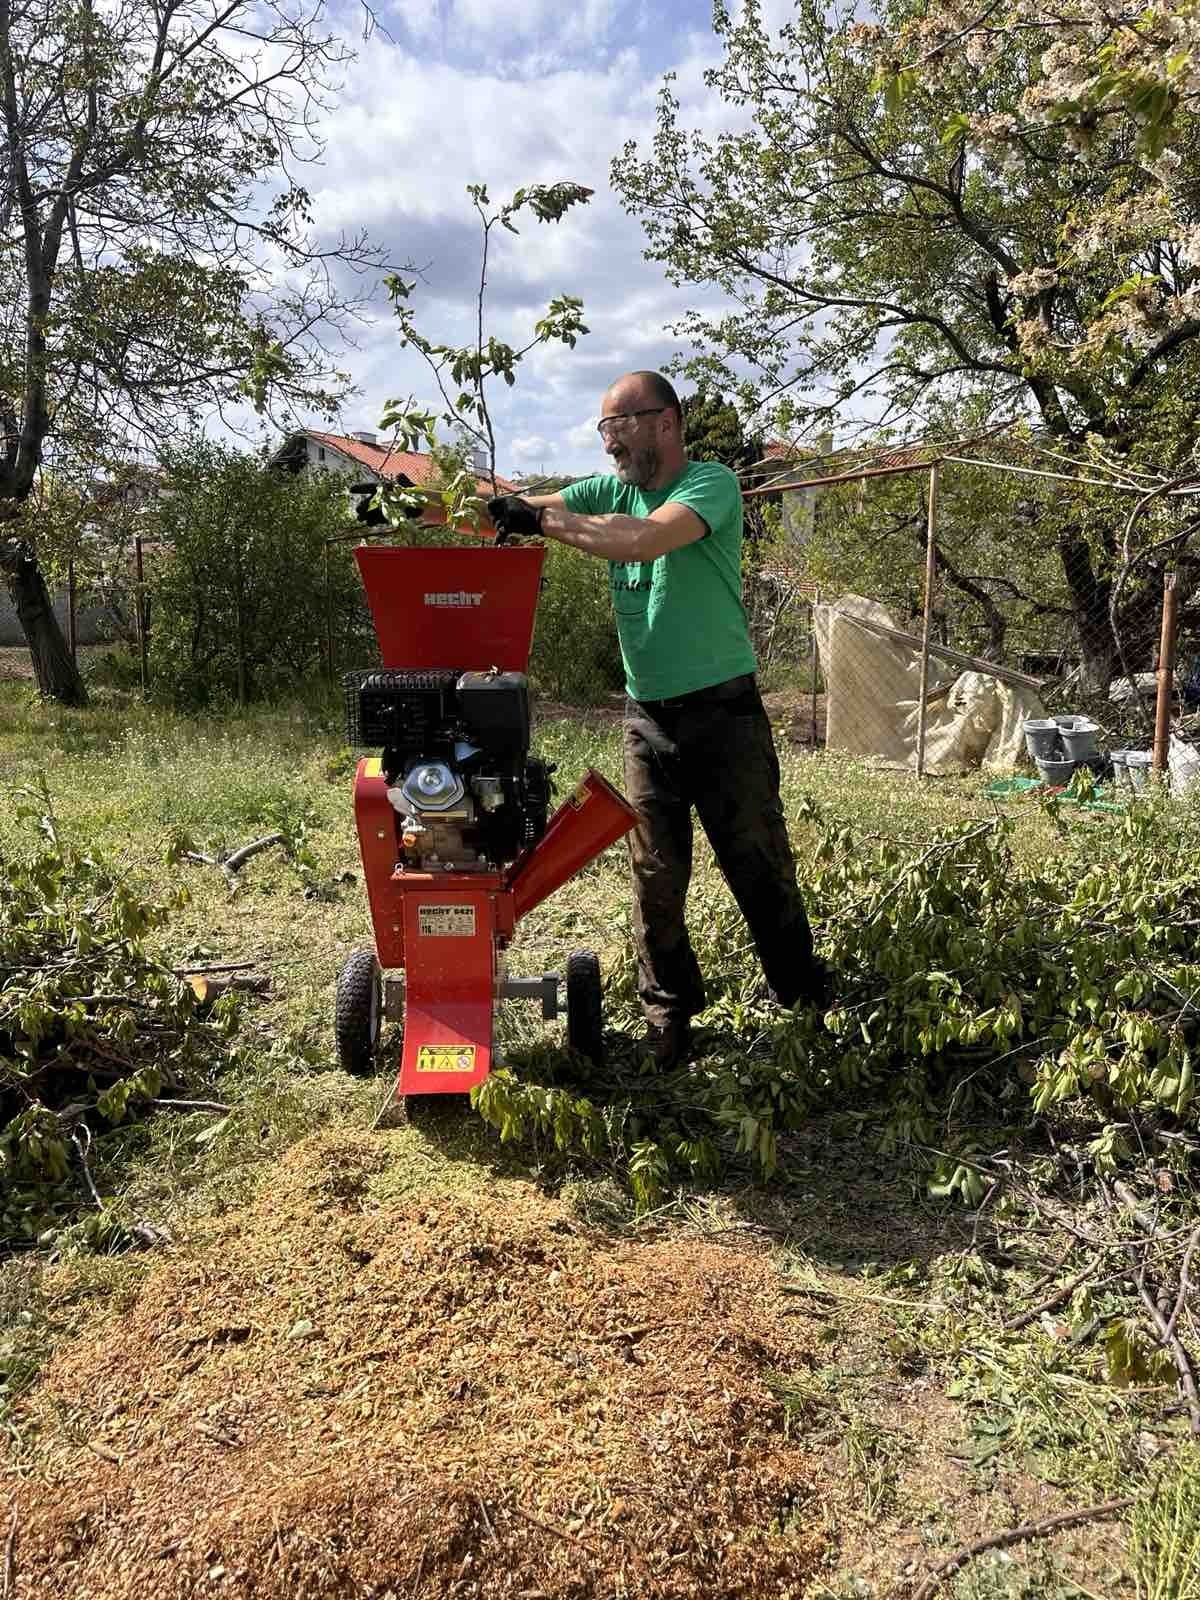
[770,958,835,1013]
[644,1019,693,1070]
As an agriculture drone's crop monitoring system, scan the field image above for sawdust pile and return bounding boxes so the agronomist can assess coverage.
[6,1131,825,1598]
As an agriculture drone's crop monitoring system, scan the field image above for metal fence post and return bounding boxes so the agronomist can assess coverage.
[1152,571,1179,776]
[915,461,940,778]
[67,561,77,664]
[134,533,148,693]
[810,589,820,748]
[324,541,335,685]
[233,541,246,708]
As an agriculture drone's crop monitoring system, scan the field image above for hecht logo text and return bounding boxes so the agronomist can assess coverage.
[423,591,484,607]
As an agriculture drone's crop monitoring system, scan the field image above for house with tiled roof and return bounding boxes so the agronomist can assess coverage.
[271,428,519,498]
[741,434,835,548]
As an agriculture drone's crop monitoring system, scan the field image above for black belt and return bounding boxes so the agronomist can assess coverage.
[630,672,758,715]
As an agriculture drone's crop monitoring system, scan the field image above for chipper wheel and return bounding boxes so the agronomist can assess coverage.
[566,948,604,1069]
[335,949,382,1075]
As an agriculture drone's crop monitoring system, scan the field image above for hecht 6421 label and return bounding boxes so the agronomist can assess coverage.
[418,903,476,938]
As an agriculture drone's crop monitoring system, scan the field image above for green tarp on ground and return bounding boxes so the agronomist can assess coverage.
[982,775,1126,814]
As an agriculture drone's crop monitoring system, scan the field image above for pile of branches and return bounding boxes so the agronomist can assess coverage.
[0,781,244,1251]
[479,784,1200,1212]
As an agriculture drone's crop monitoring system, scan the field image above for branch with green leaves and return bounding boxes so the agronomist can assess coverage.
[371,181,591,531]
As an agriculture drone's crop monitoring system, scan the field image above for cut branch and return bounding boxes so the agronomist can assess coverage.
[184,833,286,889]
[910,1498,1135,1600]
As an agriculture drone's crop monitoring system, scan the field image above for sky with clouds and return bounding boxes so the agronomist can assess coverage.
[277,0,762,478]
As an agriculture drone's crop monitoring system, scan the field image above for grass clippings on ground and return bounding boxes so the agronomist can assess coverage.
[6,1128,826,1600]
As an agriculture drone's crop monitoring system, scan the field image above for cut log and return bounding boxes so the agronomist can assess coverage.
[184,973,271,1006]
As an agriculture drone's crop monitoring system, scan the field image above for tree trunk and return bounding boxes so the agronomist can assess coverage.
[929,539,1008,662]
[1058,533,1117,694]
[0,535,89,706]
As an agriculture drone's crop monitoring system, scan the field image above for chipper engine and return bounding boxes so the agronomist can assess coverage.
[336,542,637,1103]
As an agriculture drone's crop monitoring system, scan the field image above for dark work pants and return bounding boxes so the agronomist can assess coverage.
[622,673,821,1030]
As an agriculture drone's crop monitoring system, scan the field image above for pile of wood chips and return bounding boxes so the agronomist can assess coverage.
[5,1130,826,1598]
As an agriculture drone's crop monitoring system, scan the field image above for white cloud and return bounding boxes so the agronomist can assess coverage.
[509,432,549,459]
[262,2,749,473]
[451,0,617,52]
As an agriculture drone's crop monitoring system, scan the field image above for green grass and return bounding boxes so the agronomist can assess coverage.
[1130,1448,1200,1600]
[1,677,1191,1594]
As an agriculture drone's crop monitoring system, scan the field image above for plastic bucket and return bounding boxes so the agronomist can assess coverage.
[1024,719,1062,761]
[1112,750,1151,790]
[1060,718,1099,762]
[1125,751,1152,790]
[1036,756,1077,787]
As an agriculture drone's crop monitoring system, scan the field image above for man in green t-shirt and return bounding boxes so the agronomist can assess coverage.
[489,370,828,1067]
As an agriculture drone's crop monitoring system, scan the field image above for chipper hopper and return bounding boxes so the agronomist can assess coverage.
[336,542,637,1102]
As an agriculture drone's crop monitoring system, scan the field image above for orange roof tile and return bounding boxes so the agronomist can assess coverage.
[308,433,519,498]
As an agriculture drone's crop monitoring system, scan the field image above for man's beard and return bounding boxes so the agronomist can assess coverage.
[612,440,660,487]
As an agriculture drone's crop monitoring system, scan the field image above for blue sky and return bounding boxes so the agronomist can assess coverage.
[260,0,771,477]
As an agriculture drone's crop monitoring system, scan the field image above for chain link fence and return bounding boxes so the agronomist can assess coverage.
[749,449,1200,792]
[11,454,1196,794]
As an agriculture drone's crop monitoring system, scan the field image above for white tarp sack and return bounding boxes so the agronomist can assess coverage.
[1169,734,1200,797]
[813,594,1046,775]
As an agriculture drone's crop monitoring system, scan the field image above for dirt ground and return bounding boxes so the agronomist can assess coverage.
[6,1130,827,1599]
[0,647,35,681]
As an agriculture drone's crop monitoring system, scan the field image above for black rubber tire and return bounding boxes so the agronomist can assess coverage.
[566,948,603,1068]
[335,949,382,1075]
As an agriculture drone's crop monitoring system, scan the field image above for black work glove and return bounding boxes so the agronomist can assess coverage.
[350,482,387,527]
[487,495,544,545]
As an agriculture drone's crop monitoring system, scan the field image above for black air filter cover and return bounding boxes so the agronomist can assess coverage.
[456,671,531,762]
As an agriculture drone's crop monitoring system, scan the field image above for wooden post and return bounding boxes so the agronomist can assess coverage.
[810,588,820,747]
[67,561,77,664]
[1152,571,1179,777]
[134,533,148,693]
[915,462,940,779]
[324,541,335,684]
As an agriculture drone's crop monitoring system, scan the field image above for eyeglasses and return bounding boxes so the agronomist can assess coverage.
[596,407,666,441]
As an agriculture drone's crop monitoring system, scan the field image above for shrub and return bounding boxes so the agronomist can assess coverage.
[145,439,363,707]
[528,539,623,707]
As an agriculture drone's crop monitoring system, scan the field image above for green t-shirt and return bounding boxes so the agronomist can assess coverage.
[560,460,757,700]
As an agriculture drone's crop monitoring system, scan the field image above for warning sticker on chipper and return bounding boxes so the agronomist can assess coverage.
[417,903,476,938]
[417,1044,476,1074]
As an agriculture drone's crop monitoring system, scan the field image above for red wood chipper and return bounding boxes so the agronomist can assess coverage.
[336,541,637,1103]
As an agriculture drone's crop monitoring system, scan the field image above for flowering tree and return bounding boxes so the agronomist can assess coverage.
[872,0,1200,372]
[613,0,1200,688]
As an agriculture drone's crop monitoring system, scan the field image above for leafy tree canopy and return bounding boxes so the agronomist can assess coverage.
[613,0,1200,687]
[681,387,764,470]
[0,0,386,701]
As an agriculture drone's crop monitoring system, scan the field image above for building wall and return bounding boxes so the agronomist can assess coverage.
[304,438,378,481]
[0,590,120,647]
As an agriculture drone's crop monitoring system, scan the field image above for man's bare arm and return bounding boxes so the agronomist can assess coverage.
[523,494,707,562]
